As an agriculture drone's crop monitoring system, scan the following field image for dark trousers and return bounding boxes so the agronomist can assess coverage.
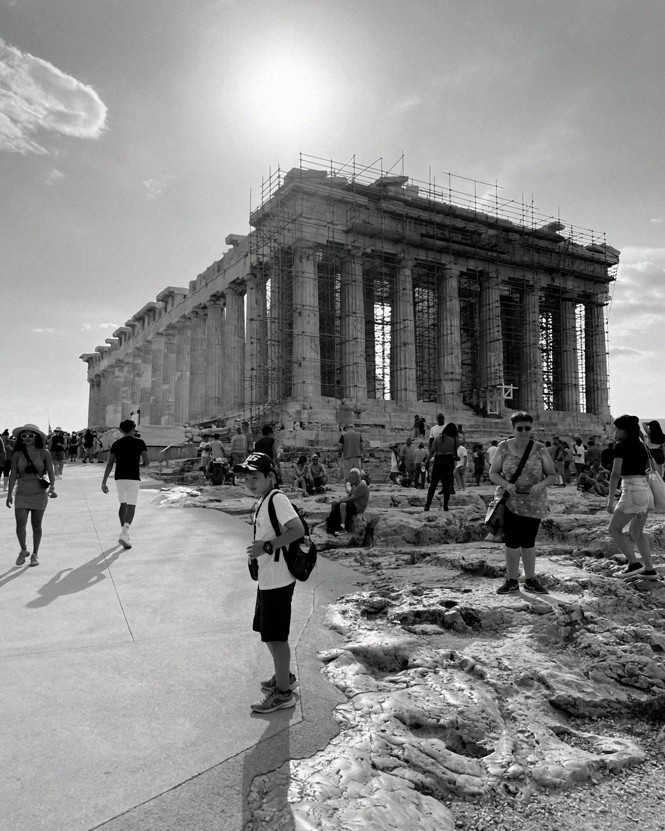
[425,455,455,509]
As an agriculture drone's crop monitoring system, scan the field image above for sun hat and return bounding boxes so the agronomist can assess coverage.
[311,453,319,460]
[233,452,276,475]
[12,423,47,443]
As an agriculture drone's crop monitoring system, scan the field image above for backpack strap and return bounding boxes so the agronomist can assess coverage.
[266,489,284,561]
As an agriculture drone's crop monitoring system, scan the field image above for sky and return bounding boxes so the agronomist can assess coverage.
[1,0,664,431]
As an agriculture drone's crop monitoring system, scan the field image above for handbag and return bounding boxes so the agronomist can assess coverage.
[644,446,665,513]
[484,440,534,536]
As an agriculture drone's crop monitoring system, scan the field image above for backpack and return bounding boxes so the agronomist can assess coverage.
[266,491,318,581]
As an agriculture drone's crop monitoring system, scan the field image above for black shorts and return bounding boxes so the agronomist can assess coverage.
[252,582,295,643]
[503,507,541,549]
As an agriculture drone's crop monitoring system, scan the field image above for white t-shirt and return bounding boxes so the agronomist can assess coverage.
[455,445,468,469]
[429,424,445,441]
[572,443,585,463]
[253,489,298,590]
[487,445,499,465]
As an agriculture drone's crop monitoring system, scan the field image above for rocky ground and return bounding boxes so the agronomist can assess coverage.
[158,477,665,831]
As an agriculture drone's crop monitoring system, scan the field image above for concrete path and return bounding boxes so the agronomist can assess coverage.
[1,464,364,831]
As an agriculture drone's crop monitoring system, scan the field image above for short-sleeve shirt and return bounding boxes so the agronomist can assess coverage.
[496,440,550,519]
[347,481,370,513]
[253,489,298,590]
[456,445,468,468]
[339,430,362,459]
[429,424,445,441]
[613,439,648,477]
[585,446,602,465]
[111,436,148,480]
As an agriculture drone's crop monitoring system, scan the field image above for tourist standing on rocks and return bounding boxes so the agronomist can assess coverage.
[489,411,556,594]
[101,419,149,550]
[400,437,417,485]
[235,451,303,713]
[428,413,445,451]
[424,422,458,512]
[6,424,57,567]
[338,424,363,479]
[573,437,586,479]
[606,414,658,580]
[454,441,468,491]
[643,421,665,477]
[472,444,486,486]
[230,426,248,467]
[413,441,428,488]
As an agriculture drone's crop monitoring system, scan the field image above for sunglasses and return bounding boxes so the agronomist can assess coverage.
[515,426,532,432]
[20,432,36,439]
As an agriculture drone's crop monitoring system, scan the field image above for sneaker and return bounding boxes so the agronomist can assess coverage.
[15,550,28,567]
[260,672,299,692]
[524,578,548,594]
[29,553,39,567]
[496,579,520,594]
[617,562,644,579]
[118,530,132,549]
[333,529,348,537]
[250,688,297,713]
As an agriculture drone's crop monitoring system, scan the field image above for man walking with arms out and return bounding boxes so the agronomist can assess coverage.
[101,419,149,549]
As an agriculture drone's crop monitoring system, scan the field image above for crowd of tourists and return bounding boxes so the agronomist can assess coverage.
[3,411,663,713]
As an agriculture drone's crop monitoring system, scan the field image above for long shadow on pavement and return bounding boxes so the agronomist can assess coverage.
[241,709,296,830]
[25,546,123,608]
[0,565,30,588]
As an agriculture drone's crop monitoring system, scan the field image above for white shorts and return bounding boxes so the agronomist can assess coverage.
[616,476,650,515]
[116,480,139,505]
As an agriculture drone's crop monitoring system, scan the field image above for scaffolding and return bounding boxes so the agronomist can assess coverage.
[244,152,615,432]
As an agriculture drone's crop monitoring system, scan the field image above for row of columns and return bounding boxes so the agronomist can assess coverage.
[88,288,245,427]
[87,253,611,427]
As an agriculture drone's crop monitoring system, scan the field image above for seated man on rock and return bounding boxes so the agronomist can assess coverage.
[326,468,370,535]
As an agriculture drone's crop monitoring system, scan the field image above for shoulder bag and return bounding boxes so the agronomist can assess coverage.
[643,444,665,513]
[21,446,50,490]
[485,440,534,536]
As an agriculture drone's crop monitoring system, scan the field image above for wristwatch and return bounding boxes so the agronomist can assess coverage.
[263,541,274,555]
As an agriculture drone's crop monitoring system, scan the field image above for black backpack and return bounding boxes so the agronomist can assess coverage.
[267,491,318,581]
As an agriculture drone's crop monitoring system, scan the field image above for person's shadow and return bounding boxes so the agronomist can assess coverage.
[26,545,122,608]
[241,709,297,830]
[0,565,30,588]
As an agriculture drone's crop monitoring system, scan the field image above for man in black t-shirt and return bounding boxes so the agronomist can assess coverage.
[101,419,149,549]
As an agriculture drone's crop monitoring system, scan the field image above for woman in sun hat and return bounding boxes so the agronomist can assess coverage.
[6,424,56,567]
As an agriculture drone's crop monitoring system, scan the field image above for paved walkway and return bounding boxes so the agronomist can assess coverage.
[1,464,364,831]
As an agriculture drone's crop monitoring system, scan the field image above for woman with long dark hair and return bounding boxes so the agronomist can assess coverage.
[6,424,56,567]
[608,415,658,580]
[424,422,458,511]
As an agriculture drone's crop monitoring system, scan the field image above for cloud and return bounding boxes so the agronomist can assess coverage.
[0,36,107,154]
[143,174,176,198]
[31,327,55,333]
[80,323,92,331]
[650,218,663,224]
[98,322,119,330]
[610,345,649,358]
[45,167,65,186]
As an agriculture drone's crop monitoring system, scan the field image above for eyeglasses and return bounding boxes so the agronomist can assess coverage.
[20,432,36,439]
[515,426,532,432]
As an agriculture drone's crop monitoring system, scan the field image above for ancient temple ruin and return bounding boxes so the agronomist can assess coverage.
[81,154,619,440]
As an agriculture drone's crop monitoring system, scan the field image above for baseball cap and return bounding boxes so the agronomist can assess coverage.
[233,452,275,475]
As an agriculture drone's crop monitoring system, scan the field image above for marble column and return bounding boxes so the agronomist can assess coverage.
[120,359,132,420]
[161,327,177,425]
[150,333,165,424]
[174,317,191,424]
[244,276,267,410]
[438,267,463,410]
[129,349,142,419]
[559,299,580,412]
[522,280,544,415]
[105,362,124,428]
[87,377,97,428]
[96,370,108,428]
[340,250,368,403]
[390,258,417,402]
[585,302,611,420]
[204,299,224,418]
[224,284,246,412]
[139,342,152,422]
[478,271,505,392]
[292,246,321,401]
[188,309,207,423]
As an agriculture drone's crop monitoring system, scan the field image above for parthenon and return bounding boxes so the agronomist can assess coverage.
[81,154,619,440]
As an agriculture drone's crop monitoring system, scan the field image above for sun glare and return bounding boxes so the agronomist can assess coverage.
[235,46,337,137]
